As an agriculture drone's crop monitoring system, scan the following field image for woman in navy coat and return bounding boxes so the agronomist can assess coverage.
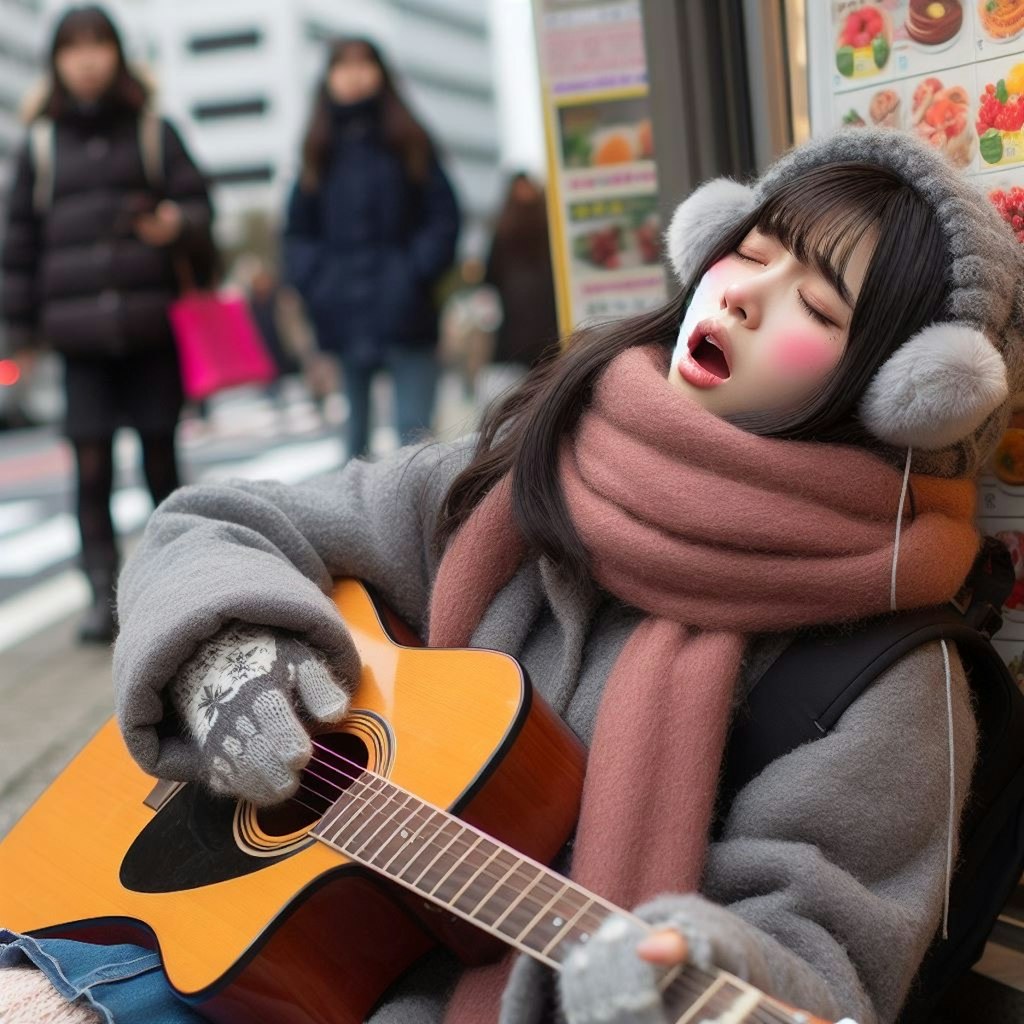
[284,38,460,459]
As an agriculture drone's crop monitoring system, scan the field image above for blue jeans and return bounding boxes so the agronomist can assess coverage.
[0,929,203,1023]
[341,347,439,459]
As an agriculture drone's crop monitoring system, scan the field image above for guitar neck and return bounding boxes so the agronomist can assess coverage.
[311,769,828,1024]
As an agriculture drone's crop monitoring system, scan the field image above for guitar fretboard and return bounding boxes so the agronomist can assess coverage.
[312,770,610,966]
[311,770,813,1024]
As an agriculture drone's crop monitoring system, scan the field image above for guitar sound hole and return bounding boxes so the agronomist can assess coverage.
[256,732,370,836]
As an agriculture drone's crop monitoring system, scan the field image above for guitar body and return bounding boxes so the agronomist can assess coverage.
[0,580,587,1023]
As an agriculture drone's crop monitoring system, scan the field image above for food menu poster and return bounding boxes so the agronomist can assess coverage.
[806,0,1024,681]
[531,0,668,332]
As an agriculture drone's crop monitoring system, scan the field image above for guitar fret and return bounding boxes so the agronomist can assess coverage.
[674,976,728,1024]
[387,809,448,876]
[405,819,465,887]
[331,781,394,850]
[448,844,502,907]
[325,775,384,847]
[429,834,483,897]
[540,896,594,958]
[473,857,540,927]
[351,791,416,858]
[467,849,524,919]
[492,867,547,937]
[377,805,441,873]
[514,881,569,944]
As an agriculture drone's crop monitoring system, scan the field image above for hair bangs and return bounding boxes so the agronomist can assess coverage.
[753,164,903,308]
[52,5,120,54]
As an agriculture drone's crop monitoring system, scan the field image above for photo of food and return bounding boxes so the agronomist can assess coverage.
[988,182,1024,240]
[558,97,654,169]
[911,75,975,166]
[906,0,964,47]
[835,3,893,78]
[994,428,1024,485]
[978,62,1024,164]
[568,196,660,273]
[978,0,1024,42]
[839,85,903,128]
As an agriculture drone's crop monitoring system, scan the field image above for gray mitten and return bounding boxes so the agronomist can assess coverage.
[170,622,357,806]
[559,910,714,1024]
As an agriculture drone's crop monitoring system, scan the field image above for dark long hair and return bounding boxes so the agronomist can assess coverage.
[40,5,149,119]
[437,162,949,586]
[492,172,549,251]
[300,37,434,191]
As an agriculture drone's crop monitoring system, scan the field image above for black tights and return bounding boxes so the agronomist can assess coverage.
[74,433,180,575]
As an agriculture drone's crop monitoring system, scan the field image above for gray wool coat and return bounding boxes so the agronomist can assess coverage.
[113,438,978,1024]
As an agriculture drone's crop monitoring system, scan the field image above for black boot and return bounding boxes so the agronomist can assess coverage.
[78,567,118,645]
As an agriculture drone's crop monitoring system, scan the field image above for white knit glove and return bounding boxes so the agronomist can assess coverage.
[170,622,357,806]
[559,908,714,1024]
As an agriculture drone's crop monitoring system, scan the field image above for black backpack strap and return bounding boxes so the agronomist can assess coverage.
[718,607,978,814]
[718,537,1017,815]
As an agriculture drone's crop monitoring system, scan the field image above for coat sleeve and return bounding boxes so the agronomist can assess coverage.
[282,179,325,298]
[160,118,213,256]
[406,154,460,284]
[1,141,41,352]
[112,438,475,778]
[637,640,978,1024]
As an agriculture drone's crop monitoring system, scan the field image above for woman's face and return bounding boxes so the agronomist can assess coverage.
[668,227,875,418]
[327,49,384,105]
[55,38,119,104]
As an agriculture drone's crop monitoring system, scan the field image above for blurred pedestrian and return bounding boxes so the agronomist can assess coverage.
[478,172,560,410]
[245,262,301,403]
[439,256,501,401]
[284,37,460,460]
[0,4,213,644]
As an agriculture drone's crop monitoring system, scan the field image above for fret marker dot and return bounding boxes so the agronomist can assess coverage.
[552,916,563,927]
[579,933,589,943]
[400,830,409,839]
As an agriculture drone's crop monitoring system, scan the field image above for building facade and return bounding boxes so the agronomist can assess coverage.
[0,0,47,223]
[100,0,501,249]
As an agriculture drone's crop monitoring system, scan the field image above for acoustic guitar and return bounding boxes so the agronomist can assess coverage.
[0,579,841,1024]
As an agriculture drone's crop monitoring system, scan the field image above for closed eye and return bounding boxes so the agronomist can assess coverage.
[799,293,835,328]
[733,249,764,265]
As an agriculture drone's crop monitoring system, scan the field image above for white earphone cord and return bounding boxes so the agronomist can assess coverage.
[889,445,955,940]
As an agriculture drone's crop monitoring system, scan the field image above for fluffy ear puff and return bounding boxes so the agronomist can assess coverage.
[664,178,756,285]
[860,323,1009,450]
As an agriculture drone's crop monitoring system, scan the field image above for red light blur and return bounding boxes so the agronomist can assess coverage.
[0,360,20,387]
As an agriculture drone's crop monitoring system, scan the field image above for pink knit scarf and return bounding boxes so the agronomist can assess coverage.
[435,344,978,1022]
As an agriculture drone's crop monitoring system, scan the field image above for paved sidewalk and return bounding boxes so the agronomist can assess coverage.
[0,615,113,837]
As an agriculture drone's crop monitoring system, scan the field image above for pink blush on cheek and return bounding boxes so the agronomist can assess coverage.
[772,333,840,375]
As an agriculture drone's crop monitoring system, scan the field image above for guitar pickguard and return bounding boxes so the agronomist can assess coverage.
[120,713,393,894]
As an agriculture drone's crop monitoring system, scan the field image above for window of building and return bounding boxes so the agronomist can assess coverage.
[208,164,275,186]
[187,29,262,54]
[0,37,39,71]
[192,98,269,121]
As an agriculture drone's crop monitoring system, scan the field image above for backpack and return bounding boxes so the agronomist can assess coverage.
[29,112,164,215]
[717,536,1024,1023]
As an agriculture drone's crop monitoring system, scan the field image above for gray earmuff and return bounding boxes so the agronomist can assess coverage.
[663,174,1011,453]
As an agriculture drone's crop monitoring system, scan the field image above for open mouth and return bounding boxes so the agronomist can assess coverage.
[690,334,731,380]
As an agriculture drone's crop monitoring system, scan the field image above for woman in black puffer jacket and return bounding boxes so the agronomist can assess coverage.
[1,5,213,643]
[284,37,459,461]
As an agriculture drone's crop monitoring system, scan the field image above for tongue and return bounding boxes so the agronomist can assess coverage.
[693,338,730,379]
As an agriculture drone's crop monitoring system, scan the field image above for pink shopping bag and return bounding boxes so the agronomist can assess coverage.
[169,291,276,401]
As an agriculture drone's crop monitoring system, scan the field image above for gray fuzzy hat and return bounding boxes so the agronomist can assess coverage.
[664,127,1024,479]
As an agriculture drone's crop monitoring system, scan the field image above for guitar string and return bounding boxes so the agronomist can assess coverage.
[275,747,795,1024]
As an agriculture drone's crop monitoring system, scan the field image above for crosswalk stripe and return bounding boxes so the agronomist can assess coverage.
[0,437,347,580]
[0,569,89,652]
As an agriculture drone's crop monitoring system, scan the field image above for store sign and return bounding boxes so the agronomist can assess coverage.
[532,0,667,331]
